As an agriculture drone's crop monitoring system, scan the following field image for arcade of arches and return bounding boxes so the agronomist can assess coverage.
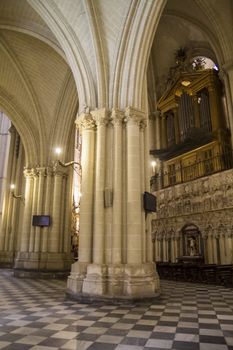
[0,0,233,300]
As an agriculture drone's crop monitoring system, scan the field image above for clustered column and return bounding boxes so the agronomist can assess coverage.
[125,107,145,265]
[111,109,124,264]
[67,106,160,299]
[20,169,36,252]
[92,109,108,265]
[76,112,96,263]
[49,169,64,253]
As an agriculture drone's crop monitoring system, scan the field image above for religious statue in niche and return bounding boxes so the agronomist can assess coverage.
[182,224,202,258]
[188,236,198,256]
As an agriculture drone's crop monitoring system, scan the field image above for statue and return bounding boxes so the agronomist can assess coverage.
[188,236,197,256]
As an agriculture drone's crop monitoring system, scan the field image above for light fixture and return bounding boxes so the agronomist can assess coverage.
[55,147,62,155]
[151,160,157,174]
[181,80,191,87]
[55,159,82,179]
[10,184,24,203]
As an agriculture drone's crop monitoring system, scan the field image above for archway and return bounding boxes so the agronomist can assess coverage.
[0,15,79,273]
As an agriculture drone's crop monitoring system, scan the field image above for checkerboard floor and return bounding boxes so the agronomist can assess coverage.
[0,270,233,350]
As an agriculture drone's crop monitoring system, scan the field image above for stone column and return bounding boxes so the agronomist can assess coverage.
[173,108,180,144]
[111,109,124,264]
[8,140,25,254]
[92,109,108,264]
[34,168,46,252]
[163,235,167,262]
[49,169,63,253]
[193,95,201,129]
[157,236,161,261]
[222,65,233,139]
[0,113,11,227]
[171,236,175,263]
[140,121,146,262]
[148,113,156,150]
[76,113,96,263]
[173,236,178,262]
[212,230,219,264]
[161,113,167,149]
[67,112,96,294]
[202,233,208,263]
[81,110,108,296]
[125,107,144,264]
[29,172,39,252]
[67,107,160,300]
[208,81,222,131]
[219,228,226,264]
[41,168,52,252]
[20,169,36,252]
[155,111,161,149]
[225,230,233,264]
[0,126,17,252]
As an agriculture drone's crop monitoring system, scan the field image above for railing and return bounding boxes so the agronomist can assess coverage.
[151,150,233,190]
[156,262,233,287]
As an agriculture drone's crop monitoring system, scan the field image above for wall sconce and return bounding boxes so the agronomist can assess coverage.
[55,147,62,155]
[56,160,82,177]
[54,147,82,176]
[181,80,191,87]
[151,160,157,174]
[10,184,24,203]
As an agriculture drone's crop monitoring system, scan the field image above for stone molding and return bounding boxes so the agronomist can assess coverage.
[23,168,37,178]
[111,108,124,125]
[124,106,146,126]
[155,169,233,221]
[91,108,110,126]
[76,112,96,130]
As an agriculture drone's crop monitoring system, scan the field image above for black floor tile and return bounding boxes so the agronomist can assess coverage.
[199,335,226,344]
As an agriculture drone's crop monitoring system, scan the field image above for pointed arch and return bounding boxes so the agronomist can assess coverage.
[113,0,166,110]
[28,0,97,111]
[0,90,39,166]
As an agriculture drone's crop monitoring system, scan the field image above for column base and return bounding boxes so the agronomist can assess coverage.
[67,262,160,302]
[0,251,14,267]
[13,252,72,277]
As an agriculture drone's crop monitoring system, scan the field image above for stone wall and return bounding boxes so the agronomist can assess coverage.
[152,169,233,264]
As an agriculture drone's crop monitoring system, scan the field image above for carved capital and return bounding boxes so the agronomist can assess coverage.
[91,108,109,126]
[153,110,161,119]
[226,228,233,238]
[36,167,47,177]
[76,113,96,130]
[8,125,17,134]
[46,166,54,177]
[111,109,124,126]
[140,119,147,130]
[222,59,233,73]
[149,113,156,121]
[23,167,38,178]
[53,168,68,177]
[125,106,146,126]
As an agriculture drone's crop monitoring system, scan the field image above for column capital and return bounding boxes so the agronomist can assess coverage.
[46,166,54,177]
[53,168,68,177]
[91,108,110,126]
[222,59,233,73]
[152,110,161,119]
[8,125,17,134]
[23,167,37,178]
[125,106,146,126]
[149,114,156,121]
[76,112,96,130]
[36,167,47,176]
[140,119,147,130]
[111,109,124,125]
